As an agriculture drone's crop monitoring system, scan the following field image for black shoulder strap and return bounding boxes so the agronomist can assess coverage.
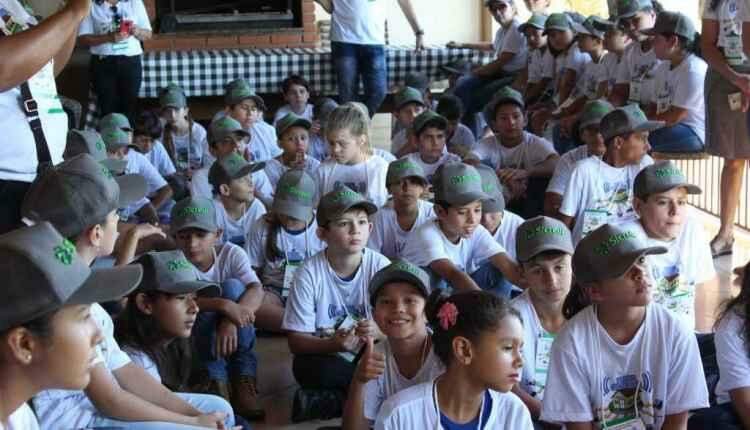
[19,80,52,173]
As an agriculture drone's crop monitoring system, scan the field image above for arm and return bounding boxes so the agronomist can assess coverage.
[511,385,542,419]
[559,213,574,229]
[528,154,559,178]
[53,30,78,76]
[652,106,689,127]
[557,69,578,106]
[729,387,750,428]
[660,412,689,430]
[489,252,524,287]
[115,224,166,266]
[287,331,352,355]
[695,20,750,93]
[544,192,563,218]
[526,79,551,104]
[565,423,594,430]
[473,52,517,79]
[149,184,174,212]
[343,381,370,430]
[448,41,495,50]
[396,0,424,49]
[238,282,265,314]
[429,259,481,291]
[77,32,122,47]
[135,203,160,225]
[314,0,332,14]
[114,362,201,416]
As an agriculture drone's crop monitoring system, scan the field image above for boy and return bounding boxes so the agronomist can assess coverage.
[309,97,338,161]
[265,112,321,188]
[401,111,461,182]
[64,129,128,175]
[391,86,427,157]
[596,18,631,98]
[519,13,551,105]
[559,104,661,244]
[401,162,523,295]
[273,74,314,124]
[170,196,266,420]
[282,185,389,422]
[368,158,434,259]
[435,95,476,156]
[477,164,524,262]
[132,110,177,180]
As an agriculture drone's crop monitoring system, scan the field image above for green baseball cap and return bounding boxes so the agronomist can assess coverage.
[386,158,429,188]
[273,170,316,223]
[579,100,615,129]
[64,129,128,175]
[208,152,264,188]
[276,112,312,137]
[573,223,666,284]
[99,113,132,132]
[483,86,525,124]
[21,154,148,238]
[133,250,221,297]
[600,104,664,142]
[224,78,266,110]
[316,184,378,227]
[159,89,188,110]
[412,111,448,136]
[432,162,488,207]
[476,164,506,214]
[209,116,250,145]
[544,13,573,35]
[519,13,549,33]
[617,0,653,19]
[394,86,426,110]
[574,16,606,39]
[516,216,574,262]
[170,196,218,234]
[368,259,431,307]
[162,82,185,96]
[633,160,701,199]
[0,222,142,332]
[641,11,696,40]
[100,127,131,152]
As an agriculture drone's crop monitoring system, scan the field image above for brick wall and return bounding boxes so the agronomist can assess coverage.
[141,0,319,52]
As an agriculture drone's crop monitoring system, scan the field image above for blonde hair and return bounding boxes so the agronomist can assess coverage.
[326,102,373,156]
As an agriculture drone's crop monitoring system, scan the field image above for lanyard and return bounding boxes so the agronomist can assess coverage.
[432,379,486,430]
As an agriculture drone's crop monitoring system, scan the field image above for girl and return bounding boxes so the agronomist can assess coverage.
[160,87,210,176]
[597,20,631,99]
[316,103,389,207]
[645,11,708,153]
[374,290,533,429]
[342,260,445,430]
[263,112,321,189]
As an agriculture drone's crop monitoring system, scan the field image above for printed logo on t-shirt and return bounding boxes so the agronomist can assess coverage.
[594,180,635,219]
[596,371,662,428]
[651,264,694,317]
[0,8,25,35]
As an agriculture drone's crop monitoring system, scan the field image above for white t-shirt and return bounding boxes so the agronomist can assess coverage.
[559,155,653,244]
[546,145,595,196]
[598,52,622,95]
[448,123,476,152]
[282,248,390,334]
[195,242,260,286]
[126,150,168,194]
[401,220,506,274]
[498,19,528,73]
[315,155,390,208]
[189,166,274,209]
[575,58,604,100]
[540,305,709,428]
[375,148,397,163]
[124,348,161,383]
[471,131,557,171]
[544,43,590,99]
[308,132,329,161]
[0,0,68,182]
[363,342,445,422]
[263,156,320,190]
[143,140,177,177]
[78,0,151,57]
[616,43,662,105]
[250,120,284,162]
[714,309,750,405]
[212,197,266,246]
[1,404,39,430]
[330,0,386,45]
[704,0,747,66]
[651,54,708,142]
[511,292,558,400]
[493,25,509,57]
[273,104,314,124]
[163,122,209,172]
[402,152,461,183]
[527,48,549,84]
[618,217,715,331]
[490,210,524,261]
[391,129,409,155]
[374,382,533,430]
[368,200,435,259]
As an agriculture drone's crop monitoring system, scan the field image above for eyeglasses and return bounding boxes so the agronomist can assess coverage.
[110,5,122,25]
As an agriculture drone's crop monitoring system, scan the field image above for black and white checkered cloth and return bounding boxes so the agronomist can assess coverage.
[84,45,493,128]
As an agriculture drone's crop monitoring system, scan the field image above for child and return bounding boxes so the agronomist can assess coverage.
[170,196,266,420]
[541,223,710,428]
[245,170,325,332]
[477,164,524,262]
[390,86,427,157]
[520,13,552,105]
[316,103,390,208]
[282,185,389,422]
[309,97,339,161]
[597,19,631,98]
[0,222,138,429]
[401,111,461,182]
[342,260,445,429]
[264,112,321,188]
[621,161,716,331]
[401,162,523,296]
[132,109,177,180]
[435,94,476,155]
[541,13,591,109]
[64,128,128,175]
[368,158,434,260]
[545,99,614,217]
[644,11,708,153]
[273,74,314,124]
[510,216,574,422]
[374,290,533,429]
[559,104,659,244]
[159,87,210,174]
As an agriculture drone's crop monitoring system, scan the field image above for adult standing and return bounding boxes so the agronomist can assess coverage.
[315,0,425,116]
[0,0,90,233]
[77,0,151,123]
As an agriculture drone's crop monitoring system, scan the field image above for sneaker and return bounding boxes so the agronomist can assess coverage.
[291,388,343,423]
[231,375,265,421]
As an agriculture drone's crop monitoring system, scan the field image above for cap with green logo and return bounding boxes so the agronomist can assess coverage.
[224,78,266,110]
[276,112,312,138]
[0,222,142,332]
[210,116,250,145]
[134,250,221,297]
[394,86,426,110]
[386,158,429,188]
[516,216,574,262]
[432,162,488,207]
[159,89,188,110]
[412,111,448,136]
[544,13,573,35]
[476,164,506,214]
[273,170,316,223]
[161,82,185,96]
[641,11,696,40]
[579,100,615,129]
[368,259,431,306]
[483,86,525,124]
[573,223,666,284]
[64,129,128,175]
[617,0,653,19]
[600,104,664,142]
[100,127,131,152]
[633,160,701,199]
[21,154,148,238]
[170,196,218,234]
[573,15,606,39]
[316,184,378,227]
[208,152,264,189]
[519,13,549,33]
[99,112,132,132]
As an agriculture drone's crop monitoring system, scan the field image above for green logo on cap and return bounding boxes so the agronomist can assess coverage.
[95,139,105,151]
[167,258,191,272]
[525,225,565,241]
[101,166,113,180]
[449,174,480,185]
[332,190,358,202]
[393,162,418,171]
[54,239,76,266]
[281,185,311,200]
[482,183,497,193]
[654,167,681,178]
[178,206,209,217]
[594,231,636,256]
[393,261,421,277]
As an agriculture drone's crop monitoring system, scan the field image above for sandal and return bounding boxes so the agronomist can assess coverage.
[710,236,734,259]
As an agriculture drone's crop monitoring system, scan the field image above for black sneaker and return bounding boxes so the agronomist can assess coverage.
[291,388,343,423]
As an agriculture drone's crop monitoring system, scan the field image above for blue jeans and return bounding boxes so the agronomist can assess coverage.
[87,392,239,429]
[194,279,258,381]
[648,123,705,153]
[421,263,513,298]
[331,41,387,116]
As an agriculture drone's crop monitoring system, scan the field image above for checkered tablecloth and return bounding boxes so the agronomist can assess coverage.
[84,45,493,128]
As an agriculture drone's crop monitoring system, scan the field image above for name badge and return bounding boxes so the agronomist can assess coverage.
[629,81,643,104]
[606,418,647,430]
[582,209,609,237]
[282,259,301,298]
[532,332,555,400]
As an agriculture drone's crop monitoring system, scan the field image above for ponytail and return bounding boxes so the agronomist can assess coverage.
[562,281,591,319]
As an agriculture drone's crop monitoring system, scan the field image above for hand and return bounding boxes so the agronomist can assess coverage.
[221,301,254,327]
[334,328,361,353]
[353,337,386,384]
[216,319,238,358]
[112,31,128,43]
[734,73,750,94]
[193,411,227,428]
[129,223,166,241]
[743,92,750,113]
[292,151,306,168]
[355,319,379,340]
[310,120,322,135]
[415,34,424,51]
[446,41,459,49]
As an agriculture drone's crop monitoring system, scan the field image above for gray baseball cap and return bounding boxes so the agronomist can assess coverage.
[404,72,430,94]
[316,184,378,227]
[574,16,606,39]
[519,13,549,33]
[617,0,653,19]
[633,160,701,199]
[573,223,666,284]
[579,100,615,129]
[209,116,251,146]
[600,104,664,142]
[64,129,128,174]
[516,216,574,262]
[641,11,696,40]
[544,13,573,35]
[433,162,488,207]
[273,170,316,223]
[22,154,148,238]
[477,164,506,214]
[99,113,132,132]
[413,111,448,136]
[160,89,188,110]
[224,79,266,110]
[386,158,429,188]
[276,112,312,137]
[133,250,221,297]
[208,152,264,188]
[101,127,131,152]
[314,98,339,128]
[170,196,218,234]
[483,86,525,124]
[393,86,426,110]
[0,222,142,332]
[368,259,431,306]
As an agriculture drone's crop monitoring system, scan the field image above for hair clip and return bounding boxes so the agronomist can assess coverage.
[437,301,459,330]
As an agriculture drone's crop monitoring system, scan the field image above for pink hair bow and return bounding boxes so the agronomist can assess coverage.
[437,301,458,330]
